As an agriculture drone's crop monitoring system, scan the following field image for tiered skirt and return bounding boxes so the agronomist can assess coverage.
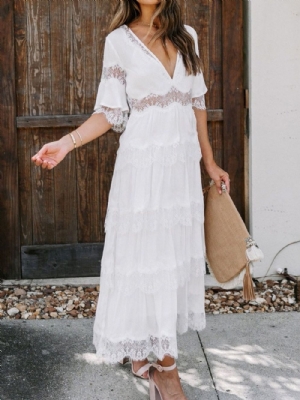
[93,107,206,362]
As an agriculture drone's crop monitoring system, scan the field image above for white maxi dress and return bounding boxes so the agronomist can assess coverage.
[93,24,208,362]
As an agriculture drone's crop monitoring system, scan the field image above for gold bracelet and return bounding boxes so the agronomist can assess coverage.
[69,132,77,149]
[75,129,83,147]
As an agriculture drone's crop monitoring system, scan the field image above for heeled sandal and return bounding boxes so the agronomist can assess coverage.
[118,357,151,379]
[149,362,177,400]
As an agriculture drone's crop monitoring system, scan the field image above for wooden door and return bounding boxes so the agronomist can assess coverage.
[0,0,245,279]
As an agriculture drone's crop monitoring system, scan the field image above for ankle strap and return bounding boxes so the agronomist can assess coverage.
[152,362,177,372]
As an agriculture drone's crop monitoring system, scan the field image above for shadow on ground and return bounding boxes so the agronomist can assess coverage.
[200,313,300,400]
[0,320,215,400]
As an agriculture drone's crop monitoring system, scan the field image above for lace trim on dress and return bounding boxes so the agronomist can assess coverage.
[128,86,192,112]
[122,25,157,60]
[192,94,206,110]
[93,313,206,363]
[102,65,126,85]
[93,334,178,363]
[93,106,128,133]
[115,141,201,170]
[104,202,204,234]
[101,256,206,294]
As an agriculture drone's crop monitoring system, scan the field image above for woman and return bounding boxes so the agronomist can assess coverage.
[32,1,230,399]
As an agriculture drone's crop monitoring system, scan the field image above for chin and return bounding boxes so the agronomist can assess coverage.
[136,0,161,5]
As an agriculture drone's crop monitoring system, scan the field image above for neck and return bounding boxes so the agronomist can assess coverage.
[139,4,158,25]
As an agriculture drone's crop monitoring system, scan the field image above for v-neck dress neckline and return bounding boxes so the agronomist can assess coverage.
[123,25,179,81]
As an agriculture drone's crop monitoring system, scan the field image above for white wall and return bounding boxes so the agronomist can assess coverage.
[248,0,300,278]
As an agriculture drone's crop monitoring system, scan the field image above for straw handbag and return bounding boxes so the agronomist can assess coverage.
[202,180,264,300]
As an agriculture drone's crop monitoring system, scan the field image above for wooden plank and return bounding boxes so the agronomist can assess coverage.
[18,130,33,246]
[14,0,29,116]
[222,0,245,218]
[202,0,223,188]
[15,0,33,247]
[16,110,223,128]
[31,129,56,244]
[53,129,78,244]
[73,1,101,243]
[96,1,116,240]
[27,0,52,116]
[21,243,104,279]
[49,2,77,244]
[17,114,89,128]
[0,0,20,279]
[50,0,73,115]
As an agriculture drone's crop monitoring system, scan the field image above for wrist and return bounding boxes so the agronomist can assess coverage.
[203,158,217,172]
[59,134,75,153]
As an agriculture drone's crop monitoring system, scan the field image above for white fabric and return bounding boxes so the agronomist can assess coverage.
[93,24,208,363]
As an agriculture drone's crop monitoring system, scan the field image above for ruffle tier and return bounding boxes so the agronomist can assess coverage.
[93,137,206,363]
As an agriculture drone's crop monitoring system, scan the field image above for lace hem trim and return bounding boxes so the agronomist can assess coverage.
[100,257,206,294]
[104,202,204,234]
[102,65,126,85]
[93,313,206,363]
[128,86,192,112]
[93,106,128,133]
[114,141,201,170]
[192,95,206,110]
[93,334,177,363]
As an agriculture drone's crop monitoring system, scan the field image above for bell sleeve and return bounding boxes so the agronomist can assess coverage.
[93,37,129,132]
[189,28,208,110]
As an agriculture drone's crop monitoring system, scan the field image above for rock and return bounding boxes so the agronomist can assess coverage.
[50,312,58,318]
[22,312,31,319]
[14,288,27,296]
[78,314,83,319]
[84,301,91,309]
[256,297,266,305]
[7,307,20,317]
[85,287,96,293]
[213,311,220,315]
[205,299,210,305]
[55,307,64,313]
[69,310,78,317]
[66,304,75,311]
[16,304,27,312]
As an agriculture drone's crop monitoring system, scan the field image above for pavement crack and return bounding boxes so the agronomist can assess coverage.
[197,331,220,400]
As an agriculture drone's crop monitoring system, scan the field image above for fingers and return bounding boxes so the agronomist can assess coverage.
[31,145,48,165]
[220,174,230,195]
[215,178,222,195]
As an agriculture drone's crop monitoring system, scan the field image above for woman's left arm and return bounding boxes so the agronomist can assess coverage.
[194,108,230,195]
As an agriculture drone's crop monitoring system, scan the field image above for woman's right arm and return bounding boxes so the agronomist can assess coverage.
[31,112,112,169]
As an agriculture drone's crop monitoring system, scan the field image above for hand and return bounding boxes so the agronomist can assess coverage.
[31,136,73,170]
[205,162,230,195]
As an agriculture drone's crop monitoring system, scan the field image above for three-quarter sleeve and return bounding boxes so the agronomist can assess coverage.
[188,27,208,110]
[93,37,129,132]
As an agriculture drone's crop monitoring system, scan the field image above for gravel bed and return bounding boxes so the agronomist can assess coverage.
[0,279,298,320]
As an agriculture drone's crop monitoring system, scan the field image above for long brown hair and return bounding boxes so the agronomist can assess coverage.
[109,0,203,76]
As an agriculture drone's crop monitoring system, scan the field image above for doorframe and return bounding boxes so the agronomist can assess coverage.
[222,0,246,221]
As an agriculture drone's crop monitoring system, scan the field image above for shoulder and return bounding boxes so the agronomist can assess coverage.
[184,24,198,40]
[105,26,126,46]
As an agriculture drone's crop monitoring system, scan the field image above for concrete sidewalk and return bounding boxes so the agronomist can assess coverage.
[0,313,299,400]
